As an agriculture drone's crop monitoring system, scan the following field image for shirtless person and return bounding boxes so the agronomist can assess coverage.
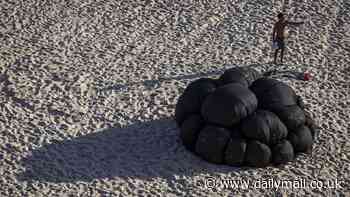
[272,13,304,64]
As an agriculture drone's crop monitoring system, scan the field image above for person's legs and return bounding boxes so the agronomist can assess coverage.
[280,39,285,64]
[280,48,284,64]
[274,49,279,64]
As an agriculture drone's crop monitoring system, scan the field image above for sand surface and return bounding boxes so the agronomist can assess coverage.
[0,0,349,196]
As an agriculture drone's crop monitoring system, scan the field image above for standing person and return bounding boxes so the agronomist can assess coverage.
[272,13,304,64]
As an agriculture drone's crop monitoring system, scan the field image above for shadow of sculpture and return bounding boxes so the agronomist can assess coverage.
[99,63,309,95]
[17,119,240,184]
[98,69,226,93]
[97,63,275,94]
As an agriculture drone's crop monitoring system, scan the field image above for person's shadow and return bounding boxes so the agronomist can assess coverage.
[17,118,239,184]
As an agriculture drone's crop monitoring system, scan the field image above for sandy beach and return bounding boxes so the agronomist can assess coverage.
[0,0,349,196]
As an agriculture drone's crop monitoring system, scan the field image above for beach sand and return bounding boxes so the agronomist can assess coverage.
[0,0,349,196]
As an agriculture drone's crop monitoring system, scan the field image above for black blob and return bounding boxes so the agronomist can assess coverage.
[201,83,258,127]
[219,67,261,87]
[288,126,313,152]
[184,78,218,104]
[250,78,297,111]
[240,111,270,144]
[267,113,289,145]
[225,138,247,166]
[195,126,231,164]
[180,114,204,151]
[273,105,306,131]
[175,78,216,126]
[176,70,315,167]
[272,140,295,165]
[230,128,243,139]
[245,140,271,167]
[241,110,287,145]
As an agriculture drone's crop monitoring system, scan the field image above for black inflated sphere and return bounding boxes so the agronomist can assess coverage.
[184,78,218,104]
[249,77,280,94]
[241,110,288,145]
[201,83,258,127]
[240,111,270,144]
[195,126,231,164]
[230,128,243,139]
[219,67,261,87]
[225,138,247,166]
[272,140,295,165]
[273,105,306,131]
[250,78,297,111]
[175,78,217,126]
[288,125,313,152]
[180,114,204,151]
[245,140,272,167]
[267,113,289,145]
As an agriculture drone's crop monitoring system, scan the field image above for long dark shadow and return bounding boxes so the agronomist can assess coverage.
[98,69,225,93]
[17,118,240,184]
[97,63,276,93]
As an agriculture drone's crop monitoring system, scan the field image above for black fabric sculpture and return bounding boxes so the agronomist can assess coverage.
[175,67,319,167]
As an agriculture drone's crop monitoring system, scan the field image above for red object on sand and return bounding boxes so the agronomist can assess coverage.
[303,72,311,81]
